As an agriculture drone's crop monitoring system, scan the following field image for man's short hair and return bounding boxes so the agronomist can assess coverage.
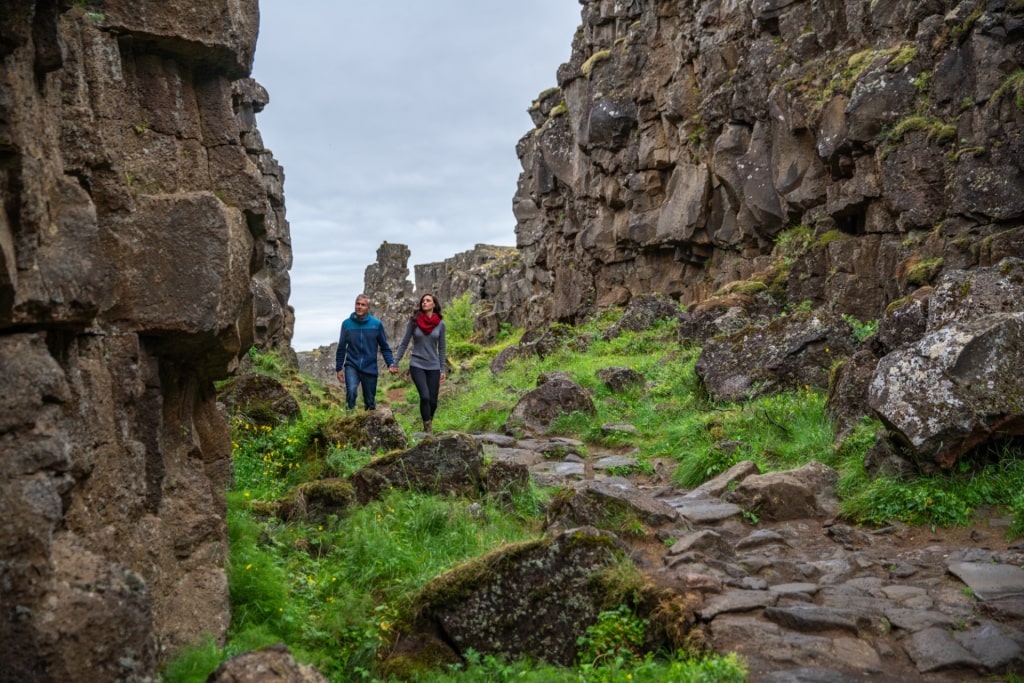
[355,294,369,304]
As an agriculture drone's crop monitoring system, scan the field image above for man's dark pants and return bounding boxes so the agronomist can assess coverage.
[344,366,378,410]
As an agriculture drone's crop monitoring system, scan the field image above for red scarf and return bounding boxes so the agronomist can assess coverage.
[416,312,441,335]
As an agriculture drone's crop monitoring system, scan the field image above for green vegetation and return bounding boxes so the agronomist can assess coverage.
[905,256,944,285]
[885,46,918,72]
[841,314,878,342]
[549,101,568,118]
[881,115,957,153]
[772,224,814,266]
[165,299,1024,681]
[994,69,1024,112]
[582,50,612,78]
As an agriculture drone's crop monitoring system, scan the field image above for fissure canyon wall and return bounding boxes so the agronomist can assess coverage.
[0,1,290,680]
[399,0,1024,338]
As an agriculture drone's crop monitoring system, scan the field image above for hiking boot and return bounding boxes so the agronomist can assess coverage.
[423,420,432,434]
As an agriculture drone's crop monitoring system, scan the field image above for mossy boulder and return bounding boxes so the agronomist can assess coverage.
[695,309,858,402]
[320,407,408,453]
[349,432,484,504]
[503,372,596,436]
[394,527,628,667]
[277,479,356,523]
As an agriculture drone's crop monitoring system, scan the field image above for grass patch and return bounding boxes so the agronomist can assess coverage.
[166,306,1024,681]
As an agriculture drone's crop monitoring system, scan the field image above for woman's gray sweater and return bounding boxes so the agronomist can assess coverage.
[395,319,446,371]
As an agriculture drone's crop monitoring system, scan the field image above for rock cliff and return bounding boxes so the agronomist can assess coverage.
[361,0,1024,471]
[383,0,1022,338]
[509,0,1023,331]
[0,1,290,680]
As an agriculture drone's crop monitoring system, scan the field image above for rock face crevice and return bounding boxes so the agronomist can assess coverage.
[0,2,289,680]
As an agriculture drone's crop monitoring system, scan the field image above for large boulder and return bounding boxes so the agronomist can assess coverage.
[349,432,483,504]
[544,479,681,534]
[723,461,840,521]
[321,408,409,454]
[217,372,301,426]
[869,312,1024,469]
[868,259,1024,468]
[504,371,596,435]
[696,310,858,402]
[396,527,629,666]
[602,294,687,341]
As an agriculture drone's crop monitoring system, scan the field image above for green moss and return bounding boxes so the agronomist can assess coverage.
[994,69,1024,111]
[714,280,768,297]
[906,257,944,286]
[913,70,932,95]
[549,101,568,118]
[951,6,985,44]
[772,224,814,265]
[951,145,986,162]
[881,115,956,154]
[886,46,918,71]
[582,50,612,78]
[816,230,848,247]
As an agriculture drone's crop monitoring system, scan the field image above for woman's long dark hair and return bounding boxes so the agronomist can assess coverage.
[412,293,442,319]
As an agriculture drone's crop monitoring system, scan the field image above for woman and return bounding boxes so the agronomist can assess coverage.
[395,293,447,433]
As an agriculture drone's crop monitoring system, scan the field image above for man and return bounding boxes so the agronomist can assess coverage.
[335,294,398,410]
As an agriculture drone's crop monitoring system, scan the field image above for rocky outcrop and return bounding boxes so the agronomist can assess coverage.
[359,241,530,344]
[362,241,416,354]
[510,0,1024,333]
[868,258,1024,469]
[415,243,530,340]
[503,371,597,436]
[0,1,289,679]
[356,0,1024,471]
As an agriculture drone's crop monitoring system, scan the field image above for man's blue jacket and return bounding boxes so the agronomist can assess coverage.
[335,313,395,375]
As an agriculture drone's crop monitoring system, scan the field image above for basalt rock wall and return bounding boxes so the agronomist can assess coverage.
[0,2,291,680]
[509,0,1024,331]
[383,0,1023,338]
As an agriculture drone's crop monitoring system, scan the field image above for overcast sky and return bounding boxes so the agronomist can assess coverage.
[250,2,581,351]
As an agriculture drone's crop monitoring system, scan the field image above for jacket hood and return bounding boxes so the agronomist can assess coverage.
[349,312,373,325]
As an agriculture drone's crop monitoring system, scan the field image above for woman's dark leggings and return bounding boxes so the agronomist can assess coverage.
[409,367,440,422]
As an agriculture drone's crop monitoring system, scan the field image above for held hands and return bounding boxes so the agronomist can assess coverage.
[388,365,399,375]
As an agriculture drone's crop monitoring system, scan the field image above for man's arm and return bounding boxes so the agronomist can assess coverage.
[377,322,397,373]
[335,324,347,384]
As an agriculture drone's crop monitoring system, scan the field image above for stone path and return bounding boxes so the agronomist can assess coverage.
[475,433,1024,682]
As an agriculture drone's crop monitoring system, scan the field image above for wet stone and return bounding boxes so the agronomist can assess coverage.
[700,589,777,619]
[904,626,984,674]
[661,494,743,523]
[883,607,958,633]
[489,447,545,467]
[592,455,638,470]
[769,582,819,597]
[953,621,1023,670]
[764,605,860,635]
[947,561,1024,601]
[735,528,789,551]
[473,433,518,448]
